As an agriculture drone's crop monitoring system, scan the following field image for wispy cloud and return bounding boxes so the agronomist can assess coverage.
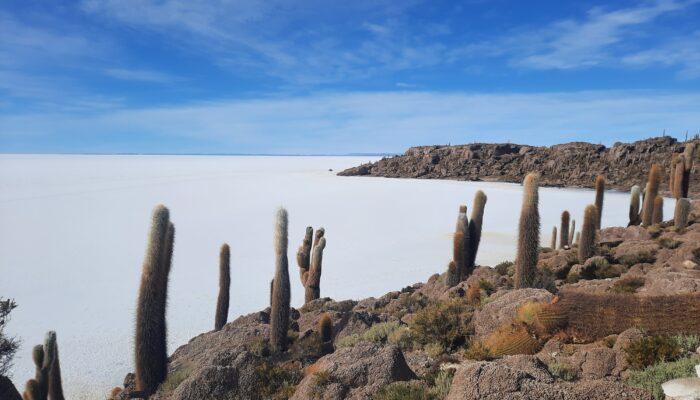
[622,31,700,78]
[104,68,178,83]
[2,90,698,153]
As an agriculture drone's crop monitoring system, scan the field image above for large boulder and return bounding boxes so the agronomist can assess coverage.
[290,343,416,400]
[472,289,553,339]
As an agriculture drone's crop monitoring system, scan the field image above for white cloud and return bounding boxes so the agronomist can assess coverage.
[622,31,700,78]
[104,68,178,83]
[2,90,698,153]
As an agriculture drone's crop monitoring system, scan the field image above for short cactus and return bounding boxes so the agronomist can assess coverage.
[579,204,598,263]
[27,332,64,400]
[550,226,557,250]
[559,211,570,249]
[270,207,291,353]
[452,206,469,282]
[628,185,642,226]
[514,173,540,289]
[594,175,605,229]
[466,191,487,276]
[135,205,172,395]
[296,227,313,285]
[674,198,691,230]
[23,379,41,400]
[214,243,230,331]
[305,237,326,303]
[652,195,664,224]
[319,313,333,343]
[446,261,459,287]
[673,154,686,199]
[641,164,662,226]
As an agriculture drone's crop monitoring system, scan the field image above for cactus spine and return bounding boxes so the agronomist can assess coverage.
[652,196,664,224]
[319,313,333,343]
[579,205,598,263]
[270,207,291,353]
[466,191,487,276]
[214,243,230,331]
[642,164,662,226]
[296,227,313,285]
[550,226,557,250]
[135,205,172,395]
[594,175,605,229]
[568,219,575,245]
[560,211,570,249]
[675,198,691,230]
[628,185,641,226]
[305,237,326,303]
[514,173,540,289]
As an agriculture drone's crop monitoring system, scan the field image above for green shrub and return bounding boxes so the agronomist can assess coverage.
[309,370,335,398]
[335,334,360,348]
[375,381,428,400]
[547,362,578,381]
[626,356,700,400]
[423,342,444,358]
[625,336,683,370]
[159,368,190,392]
[478,279,495,294]
[254,361,304,400]
[494,261,514,276]
[618,251,656,266]
[658,238,683,249]
[464,341,493,361]
[411,299,473,350]
[609,276,645,294]
[672,335,700,353]
[335,322,411,349]
[426,369,454,399]
[363,321,402,343]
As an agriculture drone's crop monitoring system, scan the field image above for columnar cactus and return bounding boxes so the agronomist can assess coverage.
[628,185,642,226]
[550,226,557,250]
[560,211,570,249]
[319,313,332,343]
[652,196,664,224]
[270,207,291,353]
[594,175,605,229]
[575,232,581,246]
[453,206,469,282]
[683,143,696,197]
[214,243,230,331]
[674,198,691,230]
[46,332,64,400]
[641,164,662,226]
[579,205,598,263]
[135,205,172,395]
[514,173,540,289]
[446,261,459,287]
[673,155,686,199]
[305,237,326,303]
[27,332,64,400]
[23,379,41,400]
[568,219,575,245]
[466,191,487,276]
[670,153,678,194]
[296,227,313,285]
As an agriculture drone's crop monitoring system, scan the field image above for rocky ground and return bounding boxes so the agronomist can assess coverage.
[103,200,700,400]
[339,136,699,197]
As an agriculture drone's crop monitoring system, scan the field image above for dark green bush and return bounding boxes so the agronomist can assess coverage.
[609,276,645,294]
[625,336,683,370]
[410,299,473,350]
[494,261,514,276]
[626,356,699,400]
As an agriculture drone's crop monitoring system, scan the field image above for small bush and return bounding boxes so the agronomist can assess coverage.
[426,369,454,399]
[626,356,700,400]
[464,341,492,361]
[363,321,402,343]
[411,299,473,350]
[387,326,415,350]
[335,334,360,348]
[375,381,428,400]
[609,276,645,294]
[309,370,335,398]
[246,336,270,357]
[625,336,683,370]
[0,298,19,376]
[618,251,656,266]
[423,342,444,358]
[478,279,495,294]
[335,322,411,350]
[547,362,578,381]
[658,238,683,249]
[494,261,514,276]
[672,335,700,353]
[254,361,304,400]
[159,368,190,392]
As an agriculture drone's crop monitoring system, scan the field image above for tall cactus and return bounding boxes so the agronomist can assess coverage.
[652,196,664,224]
[560,211,570,249]
[682,143,696,197]
[453,206,469,282]
[46,332,63,400]
[673,155,686,199]
[568,219,575,246]
[641,164,662,226]
[628,185,642,226]
[319,313,333,343]
[214,243,230,331]
[27,332,64,400]
[270,207,291,353]
[135,205,172,395]
[594,175,605,229]
[670,153,678,194]
[550,226,557,250]
[579,205,598,263]
[675,198,691,230]
[305,237,326,303]
[296,227,313,285]
[466,191,487,276]
[514,173,540,289]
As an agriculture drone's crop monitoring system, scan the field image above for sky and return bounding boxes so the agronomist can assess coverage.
[1,0,699,154]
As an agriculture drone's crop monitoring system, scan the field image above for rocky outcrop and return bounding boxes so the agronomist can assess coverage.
[339,136,699,197]
[472,288,553,339]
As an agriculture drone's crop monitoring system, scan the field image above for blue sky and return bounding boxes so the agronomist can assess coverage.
[1,0,700,154]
